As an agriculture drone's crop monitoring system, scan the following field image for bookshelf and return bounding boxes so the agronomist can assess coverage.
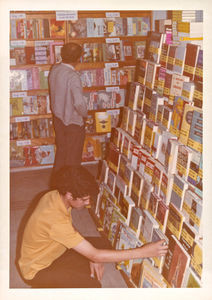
[10,10,153,171]
[95,10,203,288]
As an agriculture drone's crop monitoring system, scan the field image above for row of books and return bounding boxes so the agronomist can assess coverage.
[10,40,64,66]
[96,168,202,287]
[10,67,49,91]
[10,93,51,116]
[10,133,109,168]
[145,35,202,83]
[10,16,66,39]
[80,66,135,87]
[10,118,54,140]
[81,40,146,63]
[167,10,203,23]
[68,17,150,38]
[83,89,125,110]
[124,82,203,154]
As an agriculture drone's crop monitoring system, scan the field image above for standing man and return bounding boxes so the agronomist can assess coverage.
[18,166,168,288]
[49,43,87,172]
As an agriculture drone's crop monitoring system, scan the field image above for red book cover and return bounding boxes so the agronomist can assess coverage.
[25,47,35,64]
[50,19,65,38]
[183,43,200,81]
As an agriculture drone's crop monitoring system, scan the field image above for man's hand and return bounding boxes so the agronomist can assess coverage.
[89,261,104,281]
[140,239,168,258]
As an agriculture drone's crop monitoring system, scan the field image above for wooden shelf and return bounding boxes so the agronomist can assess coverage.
[10,137,55,146]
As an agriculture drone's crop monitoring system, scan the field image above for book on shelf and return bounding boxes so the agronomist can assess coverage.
[99,160,109,184]
[143,156,155,183]
[155,199,169,233]
[187,150,202,190]
[179,103,195,145]
[139,259,167,288]
[151,162,164,196]
[102,42,123,62]
[139,209,159,244]
[164,139,179,174]
[172,45,187,75]
[147,31,166,64]
[157,130,177,167]
[148,192,160,219]
[118,194,135,225]
[176,144,193,180]
[122,133,133,160]
[128,82,142,111]
[138,148,150,175]
[151,131,162,160]
[182,189,202,236]
[135,59,148,86]
[145,61,160,90]
[49,19,65,38]
[170,73,190,103]
[151,227,169,273]
[10,142,25,168]
[187,107,203,153]
[180,221,200,257]
[130,170,144,207]
[169,96,187,138]
[159,43,170,68]
[107,168,117,194]
[10,97,24,116]
[134,112,146,146]
[161,105,173,130]
[143,120,158,153]
[163,70,173,102]
[183,43,200,81]
[133,40,146,59]
[162,234,190,288]
[122,40,134,61]
[193,81,203,108]
[107,142,121,174]
[155,66,166,96]
[102,197,118,236]
[95,111,111,133]
[107,208,125,247]
[129,207,143,238]
[170,174,189,211]
[190,239,202,280]
[194,49,203,83]
[120,106,130,132]
[181,81,195,102]
[143,86,156,119]
[140,178,153,211]
[149,93,164,123]
[167,45,177,71]
[136,83,146,112]
[165,203,185,240]
[127,109,137,136]
[131,144,141,170]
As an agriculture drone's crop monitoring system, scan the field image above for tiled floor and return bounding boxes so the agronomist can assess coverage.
[10,165,127,288]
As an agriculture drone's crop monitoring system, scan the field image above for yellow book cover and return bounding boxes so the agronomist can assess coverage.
[95,111,111,133]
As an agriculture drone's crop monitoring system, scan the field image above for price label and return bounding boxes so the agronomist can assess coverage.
[106,86,120,92]
[105,62,119,69]
[12,92,27,98]
[105,12,120,18]
[56,11,78,20]
[105,38,120,44]
[10,40,26,47]
[35,40,54,46]
[15,116,30,123]
[10,13,26,19]
[16,140,31,146]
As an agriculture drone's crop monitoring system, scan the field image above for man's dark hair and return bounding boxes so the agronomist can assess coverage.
[51,166,99,199]
[61,42,83,63]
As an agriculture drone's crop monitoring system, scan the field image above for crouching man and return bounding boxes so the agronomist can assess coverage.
[18,166,168,288]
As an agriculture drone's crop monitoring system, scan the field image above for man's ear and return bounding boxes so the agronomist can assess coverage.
[65,192,73,200]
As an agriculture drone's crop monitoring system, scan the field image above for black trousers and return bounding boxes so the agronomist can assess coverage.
[53,116,85,172]
[24,237,110,288]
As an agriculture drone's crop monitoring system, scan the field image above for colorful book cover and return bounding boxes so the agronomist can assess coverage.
[170,174,189,211]
[129,207,143,237]
[139,259,166,288]
[183,43,200,81]
[140,178,153,211]
[134,112,146,146]
[147,32,165,64]
[95,111,111,133]
[155,199,169,233]
[151,227,169,272]
[170,96,187,138]
[149,93,164,123]
[165,203,184,240]
[145,62,160,89]
[167,45,177,71]
[187,108,203,153]
[187,151,202,197]
[130,170,144,207]
[148,192,160,218]
[194,49,203,83]
[190,239,203,280]
[157,130,177,167]
[179,103,195,145]
[10,97,24,116]
[50,19,65,38]
[143,120,158,153]
[143,86,155,119]
[162,105,172,130]
[139,209,159,243]
[173,45,187,75]
[108,208,125,247]
[135,59,148,85]
[136,84,146,112]
[162,234,190,287]
[176,144,193,180]
[193,81,203,108]
[164,139,179,174]
[159,43,170,68]
[180,221,199,256]
[151,162,163,196]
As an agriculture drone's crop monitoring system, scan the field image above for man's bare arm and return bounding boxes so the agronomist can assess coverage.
[73,239,168,263]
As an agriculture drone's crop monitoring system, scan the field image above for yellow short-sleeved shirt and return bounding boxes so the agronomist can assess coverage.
[18,190,84,280]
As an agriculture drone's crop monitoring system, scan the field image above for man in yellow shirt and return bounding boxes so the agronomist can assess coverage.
[18,166,168,288]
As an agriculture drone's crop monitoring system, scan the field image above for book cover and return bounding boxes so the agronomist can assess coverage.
[164,139,179,174]
[139,209,159,243]
[140,178,153,211]
[120,106,130,132]
[165,203,184,240]
[180,221,199,256]
[134,112,146,146]
[179,103,195,145]
[143,86,156,119]
[129,207,143,237]
[162,105,173,130]
[99,160,109,184]
[10,97,24,116]
[130,170,144,207]
[162,234,190,287]
[23,96,38,115]
[151,131,162,160]
[185,268,202,287]
[107,169,116,194]
[151,162,164,196]
[159,43,170,68]
[187,108,203,153]
[148,192,160,219]
[170,96,187,138]
[95,111,111,133]
[49,19,65,38]
[143,120,158,153]
[155,199,169,233]
[136,84,146,112]
[145,61,160,89]
[190,239,202,280]
[183,43,200,81]
[193,81,203,108]
[156,66,166,96]
[147,32,165,64]
[108,208,125,247]
[176,144,193,180]
[149,93,164,123]
[173,45,187,75]
[35,144,55,165]
[170,174,189,211]
[118,195,135,225]
[157,130,177,166]
[139,259,167,288]
[187,151,202,198]
[107,143,120,174]
[10,142,25,167]
[167,45,177,71]
[143,156,155,183]
[181,81,195,102]
[170,73,190,105]
[135,59,148,85]
[128,82,142,111]
[138,148,150,175]
[127,109,137,136]
[194,49,203,83]
[133,41,146,59]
